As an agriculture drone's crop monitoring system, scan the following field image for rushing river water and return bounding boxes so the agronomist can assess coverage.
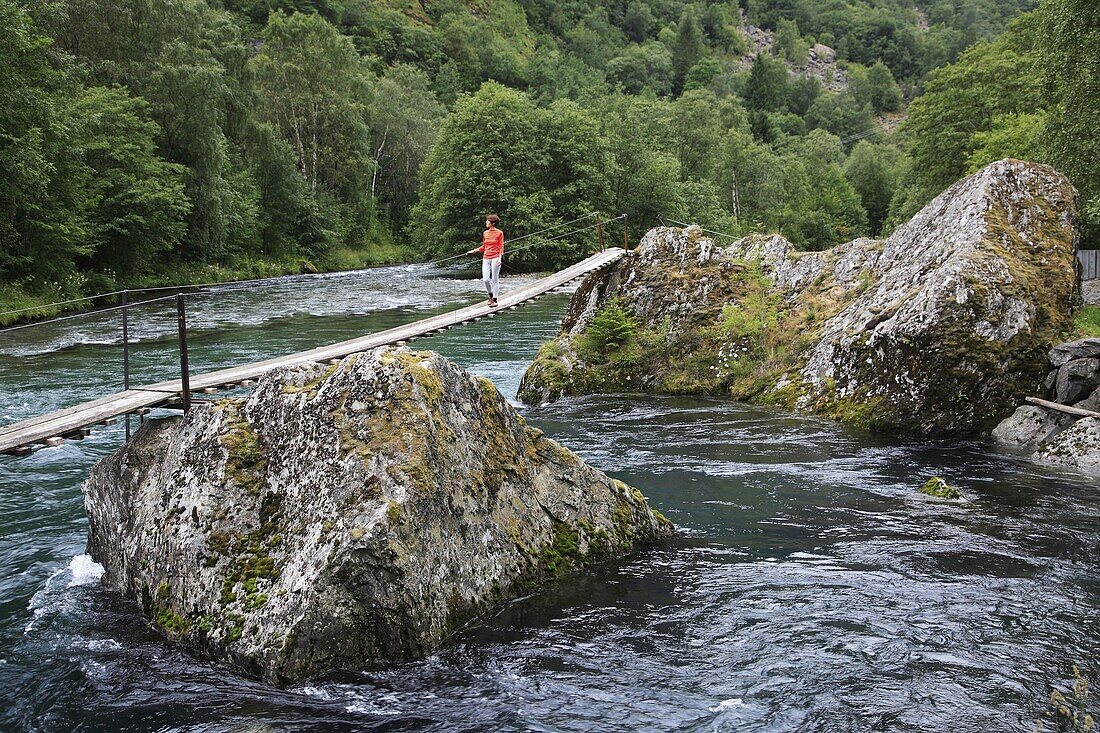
[0,264,1096,733]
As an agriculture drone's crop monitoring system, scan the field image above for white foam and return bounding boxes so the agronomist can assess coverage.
[67,554,104,587]
[709,698,745,712]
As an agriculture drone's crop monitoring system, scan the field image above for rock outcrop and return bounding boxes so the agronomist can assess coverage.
[519,160,1079,436]
[83,347,672,683]
[993,337,1100,473]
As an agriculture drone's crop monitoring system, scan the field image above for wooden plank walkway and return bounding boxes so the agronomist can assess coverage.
[0,248,625,455]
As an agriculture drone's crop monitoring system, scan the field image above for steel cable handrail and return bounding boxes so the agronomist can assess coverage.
[0,213,618,334]
[427,212,600,265]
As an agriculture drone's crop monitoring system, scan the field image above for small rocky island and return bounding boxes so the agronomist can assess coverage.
[83,348,672,683]
[520,159,1080,438]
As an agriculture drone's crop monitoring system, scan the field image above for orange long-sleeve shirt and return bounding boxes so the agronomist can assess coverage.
[477,227,504,259]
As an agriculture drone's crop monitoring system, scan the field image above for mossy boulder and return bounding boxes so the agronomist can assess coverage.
[83,347,672,684]
[918,477,963,500]
[520,160,1079,436]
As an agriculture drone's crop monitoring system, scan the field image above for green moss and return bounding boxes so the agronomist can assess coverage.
[218,492,284,610]
[470,377,528,490]
[155,604,189,636]
[536,522,582,577]
[195,615,216,635]
[226,614,245,642]
[386,499,402,524]
[813,392,890,431]
[519,339,574,403]
[919,476,962,499]
[207,530,231,555]
[613,500,635,538]
[220,407,267,496]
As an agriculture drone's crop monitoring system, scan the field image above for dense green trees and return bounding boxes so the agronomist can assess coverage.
[898,2,1099,247]
[1039,0,1100,244]
[411,84,611,269]
[4,0,1093,322]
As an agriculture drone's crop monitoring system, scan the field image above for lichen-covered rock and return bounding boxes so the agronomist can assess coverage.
[520,160,1078,436]
[83,347,672,683]
[991,405,1075,451]
[517,225,881,407]
[794,160,1077,434]
[1034,417,1100,474]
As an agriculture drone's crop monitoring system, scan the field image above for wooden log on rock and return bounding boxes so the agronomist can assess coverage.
[1025,396,1100,419]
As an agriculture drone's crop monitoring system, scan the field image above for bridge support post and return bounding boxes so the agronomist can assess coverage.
[122,290,131,439]
[176,294,192,413]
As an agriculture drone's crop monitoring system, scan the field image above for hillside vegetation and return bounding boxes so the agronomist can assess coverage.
[2,0,1094,324]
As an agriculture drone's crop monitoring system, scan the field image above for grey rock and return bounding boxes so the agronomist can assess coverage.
[1049,338,1100,367]
[1044,368,1059,397]
[520,160,1079,437]
[1083,279,1100,305]
[1075,386,1100,413]
[991,405,1074,451]
[1034,417,1100,475]
[84,347,672,683]
[796,160,1077,435]
[1054,357,1100,404]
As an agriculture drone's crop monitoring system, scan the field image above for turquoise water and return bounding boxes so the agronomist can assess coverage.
[0,264,1096,732]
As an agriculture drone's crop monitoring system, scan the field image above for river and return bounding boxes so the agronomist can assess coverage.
[0,264,1096,732]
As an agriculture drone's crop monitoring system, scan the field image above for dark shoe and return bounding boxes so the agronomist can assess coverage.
[489,298,498,308]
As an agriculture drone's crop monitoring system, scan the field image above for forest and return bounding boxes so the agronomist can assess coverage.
[1,0,1095,323]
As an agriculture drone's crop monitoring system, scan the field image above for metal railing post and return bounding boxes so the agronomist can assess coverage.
[176,294,191,413]
[595,213,605,252]
[622,214,629,251]
[122,290,131,438]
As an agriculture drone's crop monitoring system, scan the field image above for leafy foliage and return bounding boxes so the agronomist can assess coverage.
[410,83,611,269]
[1,0,1081,319]
[583,300,637,353]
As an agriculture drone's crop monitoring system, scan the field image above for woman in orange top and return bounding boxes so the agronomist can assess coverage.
[467,214,505,307]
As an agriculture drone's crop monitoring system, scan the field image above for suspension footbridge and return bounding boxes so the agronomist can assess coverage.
[0,218,628,456]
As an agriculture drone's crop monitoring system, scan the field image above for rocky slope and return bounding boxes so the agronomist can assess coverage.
[83,347,672,683]
[993,337,1100,474]
[519,160,1079,436]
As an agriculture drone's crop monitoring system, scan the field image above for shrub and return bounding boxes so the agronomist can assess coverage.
[583,300,636,353]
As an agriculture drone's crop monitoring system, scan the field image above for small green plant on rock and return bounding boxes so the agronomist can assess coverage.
[1033,666,1094,733]
[581,300,636,354]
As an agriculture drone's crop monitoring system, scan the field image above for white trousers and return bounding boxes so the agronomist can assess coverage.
[482,257,501,299]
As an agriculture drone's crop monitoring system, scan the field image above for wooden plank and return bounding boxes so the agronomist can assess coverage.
[1025,396,1100,419]
[0,249,625,455]
[0,390,166,452]
[1078,250,1099,280]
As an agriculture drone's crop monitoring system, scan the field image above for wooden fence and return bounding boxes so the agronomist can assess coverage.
[1080,250,1099,280]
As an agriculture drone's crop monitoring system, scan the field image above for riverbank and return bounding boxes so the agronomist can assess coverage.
[0,242,415,328]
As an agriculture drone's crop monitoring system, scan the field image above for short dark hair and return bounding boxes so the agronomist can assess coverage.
[486,214,500,224]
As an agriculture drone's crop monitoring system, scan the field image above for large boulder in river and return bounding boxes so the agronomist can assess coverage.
[83,348,671,683]
[519,159,1078,436]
